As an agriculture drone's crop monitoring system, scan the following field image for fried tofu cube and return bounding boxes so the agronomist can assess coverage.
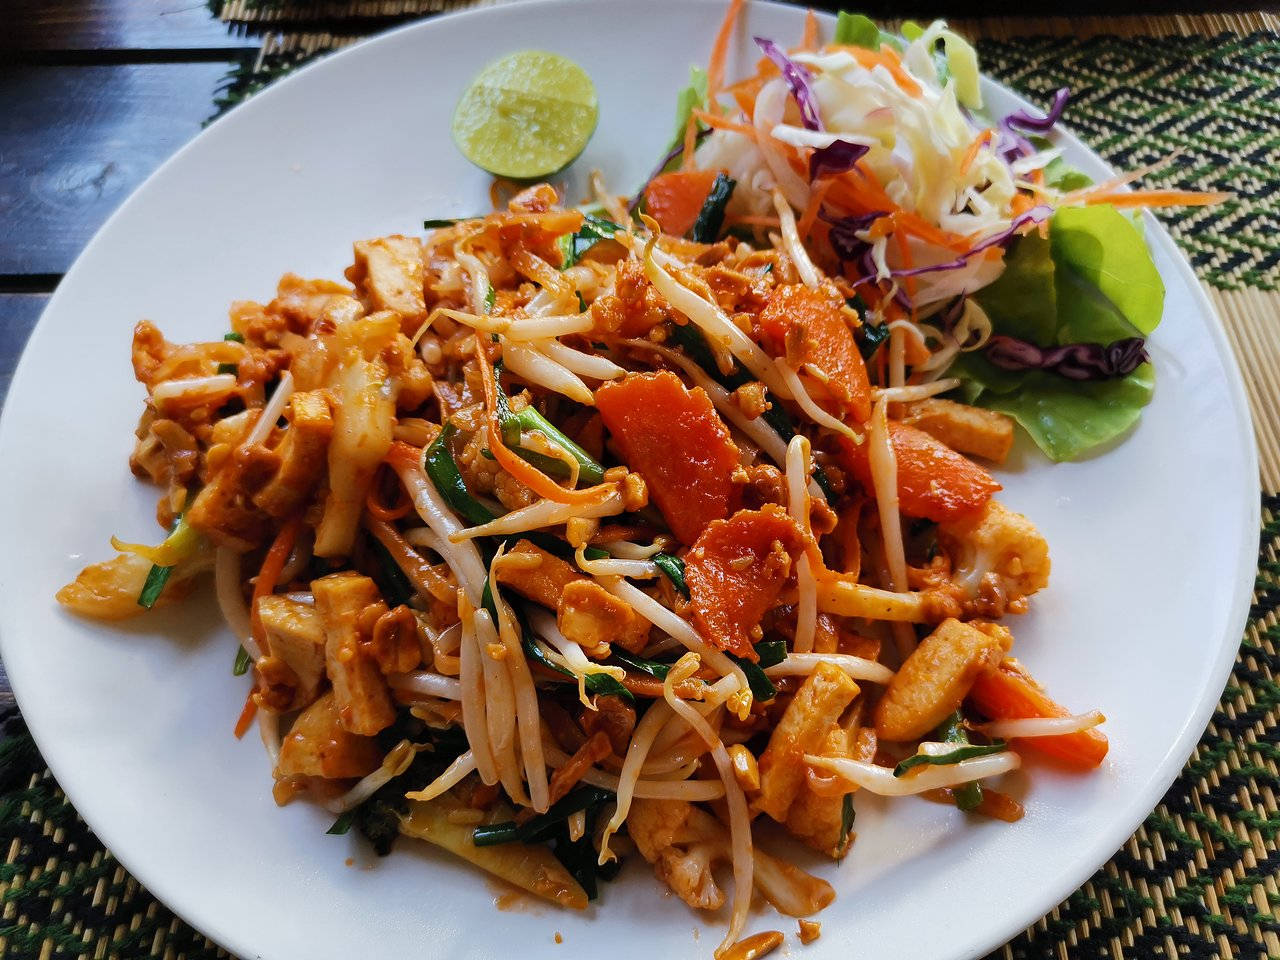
[257,594,326,710]
[276,690,382,779]
[313,572,396,735]
[785,724,852,858]
[557,580,651,655]
[901,397,1014,464]
[252,390,333,519]
[347,235,425,330]
[756,663,860,822]
[873,618,1008,742]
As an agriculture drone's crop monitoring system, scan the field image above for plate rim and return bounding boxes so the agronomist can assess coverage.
[0,3,1261,959]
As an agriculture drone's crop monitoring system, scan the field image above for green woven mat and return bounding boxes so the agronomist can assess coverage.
[4,11,1279,960]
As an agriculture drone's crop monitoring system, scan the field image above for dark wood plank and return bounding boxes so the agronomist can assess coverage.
[0,62,231,276]
[4,0,255,54]
[0,294,48,409]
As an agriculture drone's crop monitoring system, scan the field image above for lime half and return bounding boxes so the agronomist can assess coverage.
[452,50,598,180]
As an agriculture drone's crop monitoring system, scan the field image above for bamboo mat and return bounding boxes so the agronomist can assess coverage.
[2,6,1277,960]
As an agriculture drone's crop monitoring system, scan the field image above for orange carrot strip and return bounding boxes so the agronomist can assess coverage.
[680,113,700,171]
[233,693,257,739]
[1079,190,1230,209]
[366,468,413,522]
[691,108,757,140]
[958,128,994,175]
[644,168,722,236]
[250,513,303,650]
[830,44,923,97]
[796,177,834,239]
[706,0,746,101]
[967,662,1109,770]
[474,337,613,506]
[802,9,818,50]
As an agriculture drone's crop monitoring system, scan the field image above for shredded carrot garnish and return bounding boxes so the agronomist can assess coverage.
[830,44,923,98]
[893,228,917,307]
[474,336,614,506]
[250,513,303,651]
[366,470,413,522]
[1078,189,1230,209]
[958,128,994,176]
[691,108,756,140]
[706,0,745,102]
[680,113,700,171]
[802,9,818,51]
[1010,193,1037,217]
[233,693,257,739]
[796,178,834,239]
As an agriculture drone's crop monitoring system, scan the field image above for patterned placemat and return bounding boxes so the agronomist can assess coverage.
[3,6,1277,959]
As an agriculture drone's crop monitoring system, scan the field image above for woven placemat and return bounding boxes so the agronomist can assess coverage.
[4,6,1278,959]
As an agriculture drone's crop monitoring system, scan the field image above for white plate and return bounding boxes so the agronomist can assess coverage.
[0,2,1258,958]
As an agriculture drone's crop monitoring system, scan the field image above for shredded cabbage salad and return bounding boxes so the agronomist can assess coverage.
[640,7,1225,461]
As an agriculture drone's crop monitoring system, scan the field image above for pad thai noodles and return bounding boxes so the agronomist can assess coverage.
[57,4,1225,955]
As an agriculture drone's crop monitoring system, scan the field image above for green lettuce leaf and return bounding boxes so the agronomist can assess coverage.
[980,364,1155,462]
[1051,205,1164,335]
[952,205,1164,462]
[834,12,903,51]
[973,230,1057,344]
[668,66,708,152]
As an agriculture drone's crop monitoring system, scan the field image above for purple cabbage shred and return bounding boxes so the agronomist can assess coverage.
[753,36,824,132]
[809,139,870,180]
[984,335,1149,380]
[1004,87,1071,134]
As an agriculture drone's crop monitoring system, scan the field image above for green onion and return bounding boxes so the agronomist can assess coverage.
[483,284,496,313]
[423,217,463,228]
[576,291,588,313]
[327,810,356,835]
[936,712,984,811]
[689,172,736,243]
[369,537,414,608]
[492,363,605,485]
[424,423,497,527]
[727,639,788,703]
[136,513,198,610]
[472,786,612,847]
[652,553,689,598]
[558,214,622,270]
[753,638,787,669]
[233,645,252,676]
[137,564,172,610]
[223,332,244,343]
[893,739,1007,778]
[610,649,671,680]
[522,628,633,702]
[837,792,856,856]
[216,362,238,376]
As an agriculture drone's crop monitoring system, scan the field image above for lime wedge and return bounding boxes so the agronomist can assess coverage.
[452,50,598,180]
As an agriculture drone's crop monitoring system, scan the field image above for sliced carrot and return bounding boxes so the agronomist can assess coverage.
[838,420,1001,521]
[759,284,872,424]
[967,661,1110,770]
[233,692,258,740]
[475,337,612,506]
[642,168,722,237]
[595,371,742,545]
[706,0,746,101]
[686,505,806,659]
